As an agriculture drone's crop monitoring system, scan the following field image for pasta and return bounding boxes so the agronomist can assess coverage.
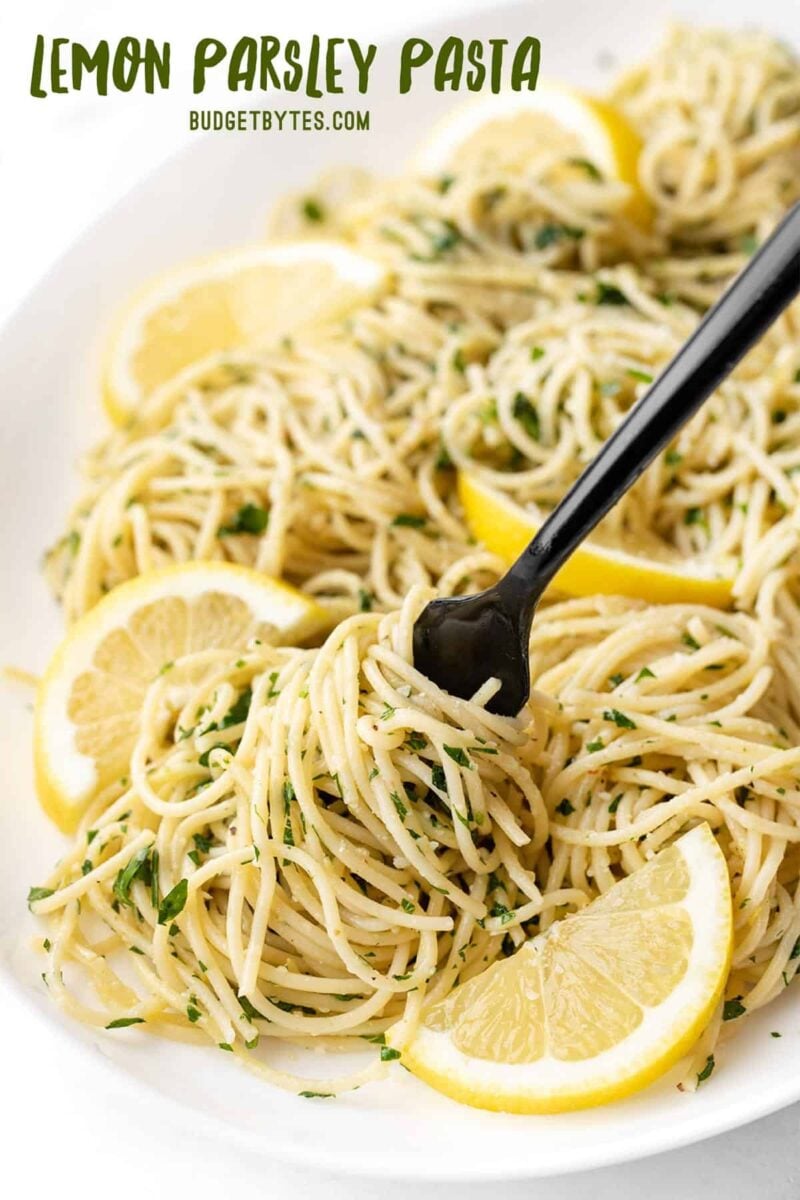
[31,25,800,1095]
[32,589,553,1092]
[31,587,800,1090]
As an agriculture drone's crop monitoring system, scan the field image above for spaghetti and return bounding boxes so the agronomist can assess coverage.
[30,588,800,1090]
[31,25,800,1093]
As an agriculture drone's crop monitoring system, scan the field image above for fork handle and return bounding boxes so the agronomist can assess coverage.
[501,201,800,610]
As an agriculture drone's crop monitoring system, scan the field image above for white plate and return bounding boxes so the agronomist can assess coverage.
[2,0,800,1181]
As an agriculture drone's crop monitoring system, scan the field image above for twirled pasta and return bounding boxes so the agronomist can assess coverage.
[30,588,800,1091]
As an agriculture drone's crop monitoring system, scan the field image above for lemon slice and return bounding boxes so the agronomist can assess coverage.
[404,824,732,1113]
[34,563,329,832]
[414,82,649,225]
[103,241,389,425]
[459,472,733,608]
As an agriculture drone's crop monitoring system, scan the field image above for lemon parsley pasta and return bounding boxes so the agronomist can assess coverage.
[31,589,553,1092]
[47,26,800,625]
[31,25,800,1098]
[29,588,800,1092]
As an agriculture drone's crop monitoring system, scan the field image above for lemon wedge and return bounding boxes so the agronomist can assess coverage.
[103,241,389,425]
[459,472,733,608]
[34,563,329,832]
[404,824,732,1113]
[414,82,649,225]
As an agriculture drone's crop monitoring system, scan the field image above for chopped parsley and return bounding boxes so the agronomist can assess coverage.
[283,780,296,846]
[534,222,584,249]
[112,845,153,908]
[512,392,541,440]
[684,507,707,529]
[429,219,462,255]
[27,886,54,909]
[198,742,230,767]
[391,513,426,528]
[568,156,602,180]
[105,1017,145,1029]
[391,792,408,821]
[489,902,515,924]
[696,1054,715,1084]
[405,733,427,752]
[556,798,575,816]
[431,764,447,792]
[603,708,637,730]
[238,995,265,1021]
[594,281,628,306]
[217,503,269,538]
[443,745,471,768]
[723,996,746,1021]
[302,197,325,222]
[157,878,188,925]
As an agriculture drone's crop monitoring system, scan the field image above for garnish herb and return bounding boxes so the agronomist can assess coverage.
[302,197,325,222]
[391,513,426,528]
[723,996,746,1021]
[391,792,408,821]
[512,392,541,440]
[217,503,269,538]
[534,222,584,249]
[696,1055,715,1084]
[112,845,153,907]
[603,709,637,730]
[568,156,602,179]
[595,281,627,306]
[443,745,471,768]
[157,879,188,925]
[405,733,427,752]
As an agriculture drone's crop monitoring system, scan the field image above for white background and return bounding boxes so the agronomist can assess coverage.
[2,2,800,1196]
